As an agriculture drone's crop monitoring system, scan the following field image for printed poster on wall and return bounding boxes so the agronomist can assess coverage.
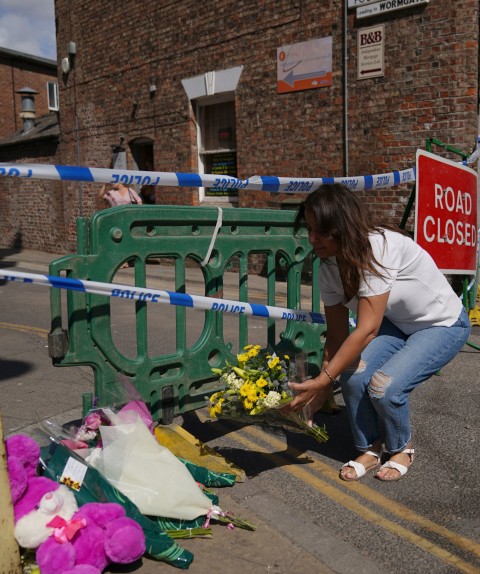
[206,152,238,197]
[277,37,332,94]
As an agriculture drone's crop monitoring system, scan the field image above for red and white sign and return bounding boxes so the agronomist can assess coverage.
[277,37,332,94]
[415,149,478,274]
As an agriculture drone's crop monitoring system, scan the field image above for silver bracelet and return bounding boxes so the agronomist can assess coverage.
[322,366,339,384]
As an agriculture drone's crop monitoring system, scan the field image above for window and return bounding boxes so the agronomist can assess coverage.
[181,66,243,203]
[47,82,59,111]
[197,99,237,201]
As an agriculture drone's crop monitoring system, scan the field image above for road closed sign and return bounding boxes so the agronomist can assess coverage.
[415,149,478,274]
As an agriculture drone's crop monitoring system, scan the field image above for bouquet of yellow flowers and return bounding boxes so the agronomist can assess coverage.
[208,345,328,445]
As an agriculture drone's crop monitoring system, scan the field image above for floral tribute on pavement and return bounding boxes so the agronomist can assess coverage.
[208,345,329,445]
[34,384,256,571]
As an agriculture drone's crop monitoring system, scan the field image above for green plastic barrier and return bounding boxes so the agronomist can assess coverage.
[48,205,325,423]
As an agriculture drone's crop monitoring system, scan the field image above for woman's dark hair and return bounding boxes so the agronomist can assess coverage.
[295,183,404,297]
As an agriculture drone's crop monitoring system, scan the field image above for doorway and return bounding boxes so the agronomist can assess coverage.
[130,138,155,204]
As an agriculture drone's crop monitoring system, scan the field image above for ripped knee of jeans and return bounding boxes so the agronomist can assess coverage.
[345,359,366,375]
[341,359,367,386]
[368,370,392,399]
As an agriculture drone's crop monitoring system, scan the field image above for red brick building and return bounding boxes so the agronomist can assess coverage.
[0,48,57,139]
[0,48,61,251]
[0,0,478,251]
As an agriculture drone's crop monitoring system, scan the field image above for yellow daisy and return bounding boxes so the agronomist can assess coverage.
[256,377,268,388]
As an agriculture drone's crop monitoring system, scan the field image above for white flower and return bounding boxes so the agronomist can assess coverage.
[75,428,97,441]
[263,391,282,408]
[226,372,243,390]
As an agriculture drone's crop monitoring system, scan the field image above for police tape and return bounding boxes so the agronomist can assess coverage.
[0,269,326,325]
[0,162,417,192]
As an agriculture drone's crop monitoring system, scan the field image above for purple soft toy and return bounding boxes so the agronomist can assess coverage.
[6,433,41,504]
[6,434,146,574]
[35,502,146,574]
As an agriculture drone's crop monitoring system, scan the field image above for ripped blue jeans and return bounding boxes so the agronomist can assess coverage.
[339,308,470,454]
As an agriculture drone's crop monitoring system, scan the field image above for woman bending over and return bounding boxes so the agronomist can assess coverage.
[286,184,470,481]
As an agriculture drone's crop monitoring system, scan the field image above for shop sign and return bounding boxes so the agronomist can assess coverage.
[357,24,384,79]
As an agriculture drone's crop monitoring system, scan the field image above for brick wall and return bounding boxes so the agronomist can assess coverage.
[1,0,477,252]
[0,140,64,251]
[0,51,57,139]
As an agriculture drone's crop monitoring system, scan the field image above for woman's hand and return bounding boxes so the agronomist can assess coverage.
[99,182,109,198]
[281,378,332,424]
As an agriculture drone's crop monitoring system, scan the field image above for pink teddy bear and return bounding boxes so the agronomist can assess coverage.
[6,434,146,574]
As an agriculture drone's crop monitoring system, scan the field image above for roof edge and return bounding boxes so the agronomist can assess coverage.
[0,46,56,69]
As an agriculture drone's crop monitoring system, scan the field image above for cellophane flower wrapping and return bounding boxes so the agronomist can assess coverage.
[86,410,215,520]
[208,345,329,445]
[40,399,253,530]
[39,374,255,538]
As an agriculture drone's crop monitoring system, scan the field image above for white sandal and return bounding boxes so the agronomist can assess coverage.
[375,448,415,482]
[339,450,382,482]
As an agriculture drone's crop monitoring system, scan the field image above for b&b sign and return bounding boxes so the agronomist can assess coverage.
[415,149,478,274]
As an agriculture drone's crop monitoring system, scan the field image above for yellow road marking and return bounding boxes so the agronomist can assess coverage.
[0,322,49,336]
[198,411,479,574]
[304,446,480,560]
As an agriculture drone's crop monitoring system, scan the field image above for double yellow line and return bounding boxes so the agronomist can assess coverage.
[196,411,480,574]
